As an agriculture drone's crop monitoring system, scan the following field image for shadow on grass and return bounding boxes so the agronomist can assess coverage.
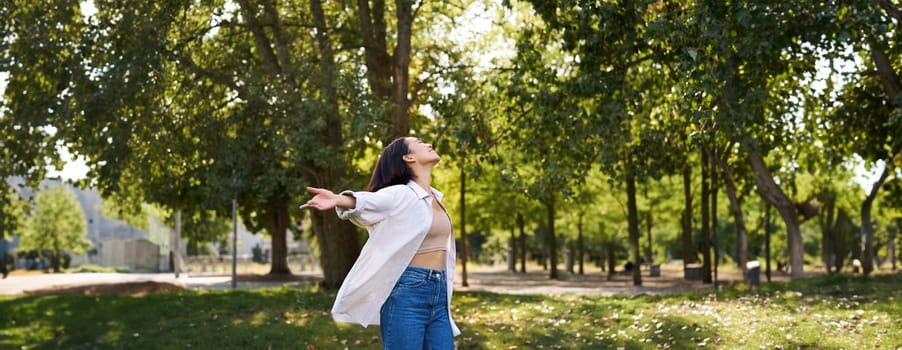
[452,291,719,349]
[652,271,900,302]
[1,287,383,349]
[716,272,902,314]
[2,272,898,349]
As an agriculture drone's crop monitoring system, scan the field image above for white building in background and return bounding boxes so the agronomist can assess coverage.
[6,177,163,272]
[4,177,312,272]
[96,238,160,271]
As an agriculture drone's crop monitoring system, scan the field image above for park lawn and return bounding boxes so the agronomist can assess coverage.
[1,273,900,350]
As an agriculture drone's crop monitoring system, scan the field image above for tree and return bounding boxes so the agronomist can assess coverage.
[19,184,89,272]
[655,0,863,279]
[709,143,752,281]
[517,0,693,286]
[179,210,233,256]
[0,1,69,226]
[813,0,901,276]
[4,0,486,288]
[502,25,599,279]
[355,0,414,143]
[877,179,901,270]
[1,0,369,287]
[848,0,900,276]
[1,186,29,277]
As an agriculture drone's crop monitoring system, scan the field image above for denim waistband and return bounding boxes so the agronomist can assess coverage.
[403,265,446,281]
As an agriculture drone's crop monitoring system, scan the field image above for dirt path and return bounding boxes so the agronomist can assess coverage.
[0,265,798,296]
[0,271,322,295]
[458,266,780,295]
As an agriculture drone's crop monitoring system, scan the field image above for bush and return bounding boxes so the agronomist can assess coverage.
[66,264,130,273]
[251,243,265,263]
[62,254,72,269]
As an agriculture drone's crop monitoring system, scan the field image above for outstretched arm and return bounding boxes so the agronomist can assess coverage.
[298,187,356,211]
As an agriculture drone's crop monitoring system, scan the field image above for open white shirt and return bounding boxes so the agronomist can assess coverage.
[332,181,460,336]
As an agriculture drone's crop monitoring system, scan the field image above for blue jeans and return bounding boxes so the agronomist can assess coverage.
[380,266,454,349]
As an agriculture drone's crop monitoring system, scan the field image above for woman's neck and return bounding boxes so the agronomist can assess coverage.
[411,168,432,193]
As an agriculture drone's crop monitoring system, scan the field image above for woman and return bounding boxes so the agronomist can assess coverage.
[299,137,459,349]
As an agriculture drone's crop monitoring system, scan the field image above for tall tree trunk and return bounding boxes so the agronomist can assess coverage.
[859,37,900,275]
[311,210,361,288]
[577,213,585,275]
[566,241,574,274]
[239,0,359,283]
[710,147,749,280]
[392,0,413,139]
[626,167,642,286]
[870,46,902,104]
[308,0,360,288]
[743,136,805,279]
[268,200,291,274]
[545,196,558,280]
[710,148,719,287]
[892,218,899,271]
[52,239,61,273]
[356,0,414,142]
[356,0,391,99]
[682,163,693,268]
[0,209,7,278]
[764,203,772,282]
[460,167,469,287]
[517,212,526,273]
[818,191,836,274]
[644,185,654,264]
[310,0,341,143]
[237,0,290,84]
[646,210,653,263]
[237,0,296,277]
[701,148,712,284]
[601,223,617,281]
[508,227,517,272]
[606,240,616,281]
[540,226,547,271]
[861,164,891,276]
[835,209,854,272]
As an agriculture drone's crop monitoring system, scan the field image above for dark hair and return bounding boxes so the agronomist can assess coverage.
[368,137,412,192]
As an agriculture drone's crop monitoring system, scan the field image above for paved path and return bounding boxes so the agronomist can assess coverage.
[0,266,795,296]
[0,272,321,295]
[452,265,790,295]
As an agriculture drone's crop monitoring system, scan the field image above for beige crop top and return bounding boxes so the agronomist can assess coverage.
[417,205,452,254]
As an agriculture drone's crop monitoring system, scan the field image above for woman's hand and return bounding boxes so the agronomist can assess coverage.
[298,187,340,211]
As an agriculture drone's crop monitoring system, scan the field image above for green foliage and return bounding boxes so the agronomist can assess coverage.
[503,24,600,201]
[66,264,129,273]
[3,0,900,282]
[817,53,900,166]
[0,185,30,239]
[19,184,90,262]
[99,191,152,232]
[179,209,232,256]
[0,1,76,186]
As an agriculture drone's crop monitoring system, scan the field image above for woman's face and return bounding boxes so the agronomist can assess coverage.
[404,137,440,165]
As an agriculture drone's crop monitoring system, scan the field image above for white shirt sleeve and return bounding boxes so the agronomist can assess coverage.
[334,185,411,227]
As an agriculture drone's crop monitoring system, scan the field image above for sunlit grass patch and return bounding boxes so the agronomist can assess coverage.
[1,272,900,349]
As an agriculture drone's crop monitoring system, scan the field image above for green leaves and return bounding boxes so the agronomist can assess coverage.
[686,48,698,62]
[19,183,89,255]
[1,1,85,185]
[0,184,30,239]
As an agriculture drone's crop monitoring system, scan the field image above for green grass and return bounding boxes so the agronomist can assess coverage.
[64,264,130,273]
[2,273,900,349]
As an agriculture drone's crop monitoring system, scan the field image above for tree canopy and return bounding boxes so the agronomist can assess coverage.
[1,0,899,284]
[19,183,89,272]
